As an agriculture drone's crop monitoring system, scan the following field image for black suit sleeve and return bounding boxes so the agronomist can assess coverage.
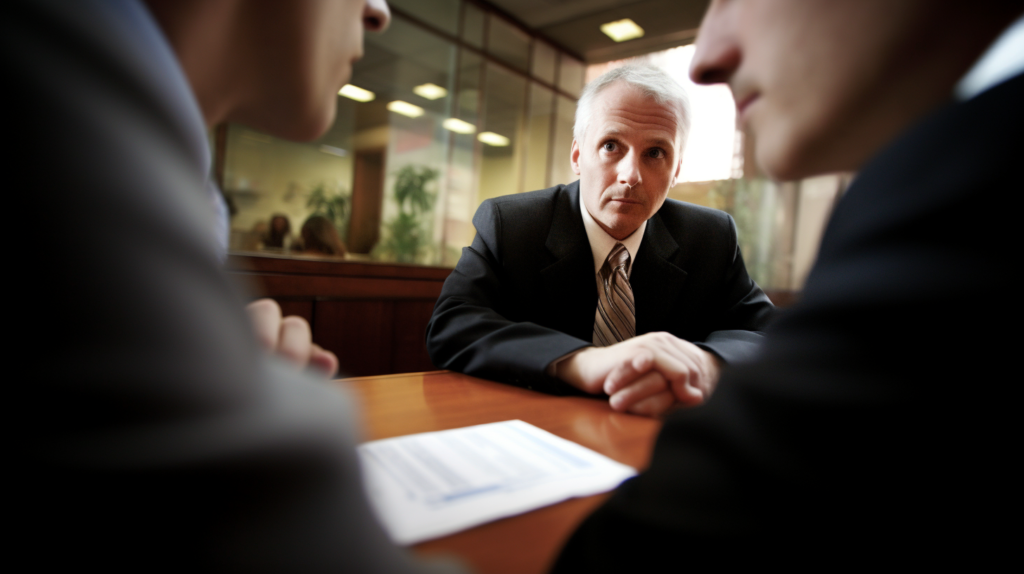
[693,214,775,364]
[426,198,591,393]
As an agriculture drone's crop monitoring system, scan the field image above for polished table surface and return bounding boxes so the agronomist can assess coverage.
[336,370,663,574]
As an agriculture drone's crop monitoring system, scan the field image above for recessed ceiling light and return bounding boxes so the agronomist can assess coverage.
[442,118,476,134]
[338,84,375,102]
[600,19,645,43]
[413,83,448,100]
[477,131,510,147]
[387,100,425,118]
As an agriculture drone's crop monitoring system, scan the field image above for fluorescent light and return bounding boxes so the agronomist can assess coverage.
[387,100,425,118]
[600,19,645,43]
[477,131,510,147]
[338,84,375,102]
[413,83,448,100]
[442,118,476,134]
[319,145,347,157]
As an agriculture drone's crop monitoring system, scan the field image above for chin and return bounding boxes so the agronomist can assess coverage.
[757,137,829,182]
[237,99,337,143]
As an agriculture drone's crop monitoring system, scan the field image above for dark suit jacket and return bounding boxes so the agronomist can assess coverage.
[551,72,1023,568]
[427,182,773,393]
[10,1,459,571]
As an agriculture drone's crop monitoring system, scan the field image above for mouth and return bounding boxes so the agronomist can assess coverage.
[607,197,643,206]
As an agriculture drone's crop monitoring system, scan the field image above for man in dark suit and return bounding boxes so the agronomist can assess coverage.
[553,0,1024,567]
[11,0,462,571]
[428,66,773,417]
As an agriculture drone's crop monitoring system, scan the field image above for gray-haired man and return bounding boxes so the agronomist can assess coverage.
[427,65,774,417]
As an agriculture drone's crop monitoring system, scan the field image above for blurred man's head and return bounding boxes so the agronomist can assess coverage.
[145,0,390,141]
[571,66,690,240]
[690,0,1021,180]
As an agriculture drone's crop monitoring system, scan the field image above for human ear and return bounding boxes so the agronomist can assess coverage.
[571,139,582,176]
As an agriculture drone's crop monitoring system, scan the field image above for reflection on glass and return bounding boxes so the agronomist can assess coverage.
[549,95,577,188]
[222,10,595,270]
[558,54,585,98]
[440,49,484,266]
[523,83,554,192]
[477,63,526,204]
[487,15,530,73]
[224,95,355,255]
[388,0,460,36]
[531,41,557,85]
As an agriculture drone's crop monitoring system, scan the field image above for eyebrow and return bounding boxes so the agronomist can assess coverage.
[599,129,675,149]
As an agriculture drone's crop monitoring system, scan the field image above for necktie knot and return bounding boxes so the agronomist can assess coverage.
[608,243,630,274]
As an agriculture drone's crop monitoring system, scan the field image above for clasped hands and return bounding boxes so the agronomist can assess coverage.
[555,332,722,417]
[246,298,338,377]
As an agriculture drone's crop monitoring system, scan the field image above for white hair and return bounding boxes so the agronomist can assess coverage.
[573,64,691,151]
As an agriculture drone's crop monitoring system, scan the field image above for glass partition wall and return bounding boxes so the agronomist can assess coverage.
[221,0,584,267]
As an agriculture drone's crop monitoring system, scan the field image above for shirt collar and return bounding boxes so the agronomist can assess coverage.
[955,12,1024,100]
[579,196,646,276]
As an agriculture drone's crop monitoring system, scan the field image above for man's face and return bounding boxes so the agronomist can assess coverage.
[231,0,390,141]
[572,81,683,241]
[690,0,942,180]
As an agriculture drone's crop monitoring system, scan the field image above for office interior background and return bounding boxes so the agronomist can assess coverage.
[220,0,848,376]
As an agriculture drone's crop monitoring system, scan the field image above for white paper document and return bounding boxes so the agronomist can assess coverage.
[358,419,638,545]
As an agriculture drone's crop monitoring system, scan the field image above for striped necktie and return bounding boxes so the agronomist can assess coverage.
[593,243,635,346]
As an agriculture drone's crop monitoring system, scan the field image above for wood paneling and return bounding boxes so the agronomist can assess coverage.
[226,254,451,377]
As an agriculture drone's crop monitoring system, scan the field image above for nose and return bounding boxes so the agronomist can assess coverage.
[689,0,740,85]
[364,0,391,33]
[618,151,641,189]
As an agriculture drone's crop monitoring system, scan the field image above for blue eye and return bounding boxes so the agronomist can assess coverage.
[602,141,617,152]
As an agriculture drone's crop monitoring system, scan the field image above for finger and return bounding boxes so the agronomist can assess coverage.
[608,371,669,412]
[308,344,339,378]
[277,316,313,367]
[625,390,676,417]
[246,298,282,351]
[603,350,654,395]
[671,378,706,407]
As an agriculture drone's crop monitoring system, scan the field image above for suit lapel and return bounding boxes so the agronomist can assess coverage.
[631,212,688,335]
[540,182,599,342]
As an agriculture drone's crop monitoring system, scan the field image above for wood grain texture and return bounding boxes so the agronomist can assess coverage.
[338,371,661,574]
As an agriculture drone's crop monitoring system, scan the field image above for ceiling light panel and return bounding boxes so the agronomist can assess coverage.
[387,100,425,118]
[442,118,476,134]
[413,83,448,100]
[477,132,510,147]
[600,19,645,43]
[338,84,375,102]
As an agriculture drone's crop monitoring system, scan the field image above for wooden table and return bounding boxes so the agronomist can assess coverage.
[337,370,663,574]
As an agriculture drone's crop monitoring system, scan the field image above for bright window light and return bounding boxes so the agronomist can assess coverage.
[600,19,645,43]
[442,118,476,134]
[338,84,375,102]
[387,100,425,118]
[413,83,448,100]
[477,131,510,147]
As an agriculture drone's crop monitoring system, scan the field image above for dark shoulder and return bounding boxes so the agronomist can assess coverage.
[656,198,736,240]
[473,183,575,234]
[483,184,568,215]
